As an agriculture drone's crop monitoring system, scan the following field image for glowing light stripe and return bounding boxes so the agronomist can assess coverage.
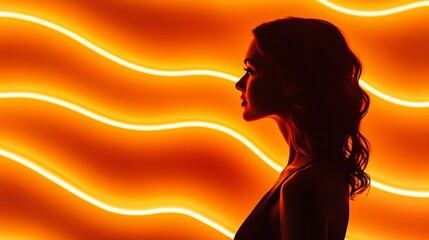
[1,91,429,198]
[1,11,429,107]
[371,180,429,198]
[0,11,237,82]
[317,0,429,17]
[0,149,235,239]
[359,80,429,108]
[2,148,366,240]
[0,92,282,172]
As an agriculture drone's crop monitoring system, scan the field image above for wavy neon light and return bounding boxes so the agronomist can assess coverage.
[1,148,364,240]
[0,12,237,82]
[1,11,428,108]
[0,149,235,239]
[0,92,281,172]
[317,0,429,17]
[359,81,429,108]
[1,91,429,198]
[371,181,429,198]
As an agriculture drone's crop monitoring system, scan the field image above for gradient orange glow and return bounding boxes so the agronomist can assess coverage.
[1,0,428,239]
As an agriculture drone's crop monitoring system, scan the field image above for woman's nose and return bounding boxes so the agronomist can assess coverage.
[235,75,246,91]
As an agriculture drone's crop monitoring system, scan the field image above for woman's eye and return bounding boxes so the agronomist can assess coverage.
[243,67,254,75]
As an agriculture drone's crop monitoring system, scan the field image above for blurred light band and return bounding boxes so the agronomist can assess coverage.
[1,11,429,108]
[1,148,365,240]
[317,0,429,17]
[371,181,429,198]
[0,92,282,172]
[1,92,429,198]
[0,149,235,239]
[359,80,429,108]
[0,11,238,82]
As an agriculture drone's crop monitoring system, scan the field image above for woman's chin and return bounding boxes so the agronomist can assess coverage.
[242,111,260,122]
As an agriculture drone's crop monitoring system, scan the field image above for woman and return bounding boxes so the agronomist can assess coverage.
[234,17,370,240]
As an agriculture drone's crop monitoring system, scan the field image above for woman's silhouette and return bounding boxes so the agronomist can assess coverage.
[234,17,370,240]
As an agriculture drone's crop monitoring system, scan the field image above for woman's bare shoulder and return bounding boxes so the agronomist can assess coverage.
[277,162,349,239]
[281,162,348,202]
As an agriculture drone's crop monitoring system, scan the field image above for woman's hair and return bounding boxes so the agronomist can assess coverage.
[253,17,370,199]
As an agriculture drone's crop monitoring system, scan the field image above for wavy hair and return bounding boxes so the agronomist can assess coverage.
[253,17,370,199]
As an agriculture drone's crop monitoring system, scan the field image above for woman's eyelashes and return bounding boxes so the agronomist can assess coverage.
[243,67,254,75]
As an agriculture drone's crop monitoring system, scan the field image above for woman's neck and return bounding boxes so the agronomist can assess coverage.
[273,116,314,169]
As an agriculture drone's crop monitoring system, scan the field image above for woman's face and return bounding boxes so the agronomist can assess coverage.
[235,39,286,121]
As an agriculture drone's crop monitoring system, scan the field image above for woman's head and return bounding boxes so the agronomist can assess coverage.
[236,17,370,199]
[236,38,287,121]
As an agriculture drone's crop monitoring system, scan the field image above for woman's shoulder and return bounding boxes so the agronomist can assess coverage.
[277,162,350,239]
[281,161,348,201]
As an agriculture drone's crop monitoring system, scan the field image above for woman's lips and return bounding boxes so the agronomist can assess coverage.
[240,96,247,106]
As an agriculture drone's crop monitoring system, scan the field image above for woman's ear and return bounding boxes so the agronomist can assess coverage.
[283,87,292,97]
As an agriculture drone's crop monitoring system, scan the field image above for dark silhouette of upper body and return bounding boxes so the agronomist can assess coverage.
[234,17,370,240]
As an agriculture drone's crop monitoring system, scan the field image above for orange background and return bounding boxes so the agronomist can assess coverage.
[0,0,428,239]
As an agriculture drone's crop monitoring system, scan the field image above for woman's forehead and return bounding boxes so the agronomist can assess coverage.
[244,39,265,67]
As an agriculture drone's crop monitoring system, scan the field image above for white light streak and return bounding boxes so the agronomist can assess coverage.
[317,0,429,17]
